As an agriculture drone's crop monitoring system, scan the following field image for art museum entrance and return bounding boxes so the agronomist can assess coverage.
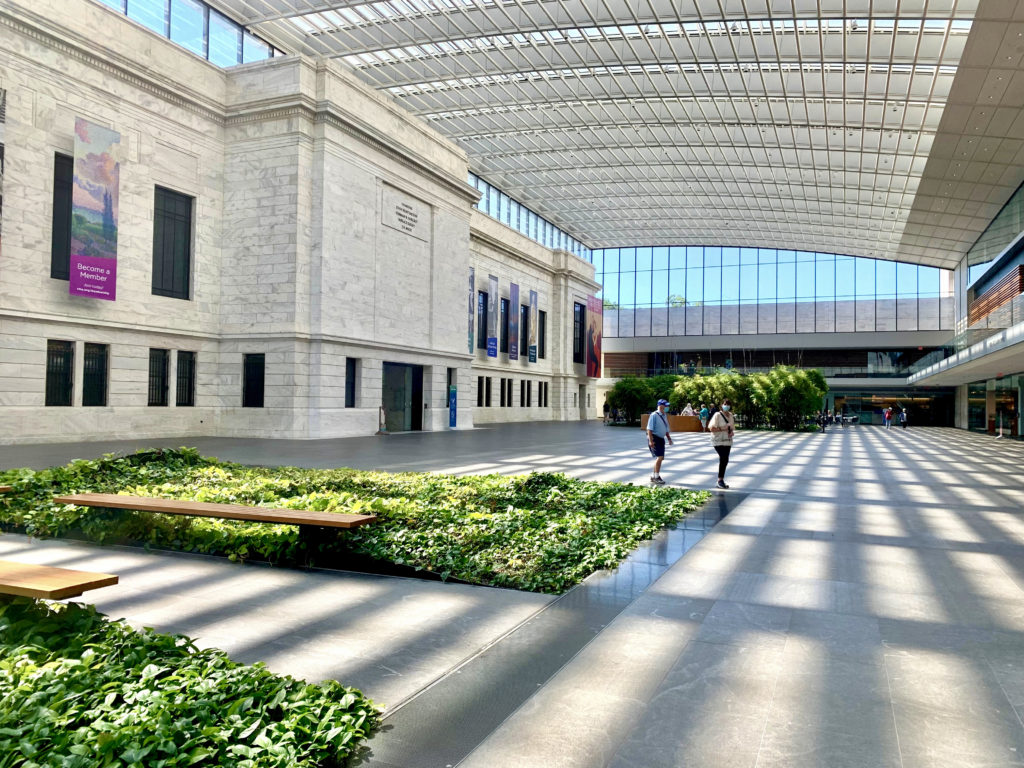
[382,363,423,432]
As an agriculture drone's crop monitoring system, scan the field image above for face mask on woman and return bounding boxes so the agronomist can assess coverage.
[722,405,731,412]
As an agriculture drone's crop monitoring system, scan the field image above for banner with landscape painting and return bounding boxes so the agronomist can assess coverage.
[69,118,120,300]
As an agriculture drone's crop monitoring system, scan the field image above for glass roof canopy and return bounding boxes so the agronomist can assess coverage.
[204,1,1011,270]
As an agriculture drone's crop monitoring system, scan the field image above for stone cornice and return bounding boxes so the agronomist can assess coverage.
[226,95,479,205]
[0,4,226,124]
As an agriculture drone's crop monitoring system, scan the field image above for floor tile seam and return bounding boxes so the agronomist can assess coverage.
[751,630,789,768]
[374,593,558,719]
[984,656,1024,733]
[881,649,909,768]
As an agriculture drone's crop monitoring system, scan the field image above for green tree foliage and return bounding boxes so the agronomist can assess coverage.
[605,376,654,423]
[668,366,826,431]
[645,374,680,404]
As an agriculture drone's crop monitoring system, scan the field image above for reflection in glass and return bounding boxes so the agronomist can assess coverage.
[209,10,240,67]
[128,0,168,35]
[170,0,205,56]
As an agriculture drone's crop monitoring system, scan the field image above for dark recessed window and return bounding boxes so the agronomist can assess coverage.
[82,343,109,407]
[539,310,547,359]
[527,380,532,407]
[477,292,488,350]
[477,376,484,407]
[520,379,526,407]
[176,350,196,407]
[573,302,586,364]
[45,340,74,406]
[152,186,193,300]
[148,348,169,406]
[50,154,73,280]
[500,298,510,353]
[485,377,492,407]
[243,353,265,408]
[345,358,358,408]
[520,305,530,358]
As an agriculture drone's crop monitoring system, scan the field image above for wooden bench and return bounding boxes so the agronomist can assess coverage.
[0,560,118,600]
[53,494,376,548]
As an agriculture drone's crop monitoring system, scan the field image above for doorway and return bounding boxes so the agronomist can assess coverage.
[382,363,423,432]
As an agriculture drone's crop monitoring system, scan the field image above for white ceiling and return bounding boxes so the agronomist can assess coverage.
[208,0,1024,269]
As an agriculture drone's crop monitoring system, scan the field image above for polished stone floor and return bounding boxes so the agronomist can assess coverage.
[2,423,1024,768]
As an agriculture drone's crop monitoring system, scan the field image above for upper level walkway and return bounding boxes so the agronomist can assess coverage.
[1,423,1022,768]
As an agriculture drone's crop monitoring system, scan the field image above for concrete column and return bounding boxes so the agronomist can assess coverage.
[954,384,968,430]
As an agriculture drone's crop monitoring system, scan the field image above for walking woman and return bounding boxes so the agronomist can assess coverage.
[708,398,736,489]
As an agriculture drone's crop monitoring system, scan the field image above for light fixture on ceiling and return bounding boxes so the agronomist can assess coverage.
[850,20,859,30]
[730,22,740,33]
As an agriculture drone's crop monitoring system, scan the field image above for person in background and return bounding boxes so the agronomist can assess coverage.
[699,403,710,432]
[899,408,908,429]
[682,403,695,416]
[708,398,736,489]
[603,398,610,424]
[884,406,892,429]
[646,398,673,485]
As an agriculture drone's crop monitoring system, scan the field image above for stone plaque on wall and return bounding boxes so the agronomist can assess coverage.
[381,185,429,241]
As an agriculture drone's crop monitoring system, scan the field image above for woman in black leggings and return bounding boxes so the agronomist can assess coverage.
[708,398,736,489]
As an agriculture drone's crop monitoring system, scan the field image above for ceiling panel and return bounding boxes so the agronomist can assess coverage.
[208,0,1024,268]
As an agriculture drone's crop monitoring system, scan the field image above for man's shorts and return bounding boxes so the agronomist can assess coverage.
[649,435,665,457]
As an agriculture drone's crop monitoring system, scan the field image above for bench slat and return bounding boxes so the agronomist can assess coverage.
[53,493,376,529]
[0,560,118,600]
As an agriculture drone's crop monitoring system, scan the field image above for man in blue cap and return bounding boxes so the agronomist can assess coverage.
[646,398,674,484]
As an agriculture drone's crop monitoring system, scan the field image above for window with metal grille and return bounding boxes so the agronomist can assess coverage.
[148,349,169,406]
[82,343,108,407]
[45,340,74,406]
[345,358,358,408]
[539,310,547,359]
[152,186,193,300]
[573,302,586,363]
[176,350,196,407]
[242,353,265,408]
[50,154,73,280]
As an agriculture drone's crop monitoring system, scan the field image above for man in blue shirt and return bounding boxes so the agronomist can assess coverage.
[646,399,674,485]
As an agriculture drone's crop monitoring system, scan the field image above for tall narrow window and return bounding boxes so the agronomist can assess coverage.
[520,305,530,357]
[152,186,193,300]
[527,381,532,407]
[506,379,513,408]
[573,302,586,363]
[345,358,358,408]
[520,379,526,407]
[485,377,492,407]
[45,340,74,406]
[538,310,547,359]
[477,376,484,407]
[50,154,73,280]
[176,350,196,407]
[242,353,265,408]
[500,298,510,353]
[148,348,169,407]
[82,343,109,407]
[477,292,488,350]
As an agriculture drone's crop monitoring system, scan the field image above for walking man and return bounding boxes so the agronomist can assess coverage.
[647,398,673,485]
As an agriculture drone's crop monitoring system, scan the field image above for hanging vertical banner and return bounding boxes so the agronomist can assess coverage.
[586,295,603,378]
[487,274,499,357]
[70,118,120,301]
[528,290,538,363]
[449,385,457,428]
[468,267,475,353]
[509,282,520,360]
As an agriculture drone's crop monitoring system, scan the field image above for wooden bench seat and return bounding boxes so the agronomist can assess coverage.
[0,560,118,599]
[53,493,376,529]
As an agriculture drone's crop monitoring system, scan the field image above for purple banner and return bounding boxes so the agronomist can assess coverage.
[509,282,520,360]
[70,118,120,301]
[528,290,538,363]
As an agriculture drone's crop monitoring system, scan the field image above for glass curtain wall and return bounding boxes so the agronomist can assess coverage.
[595,246,953,338]
[965,179,1024,288]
